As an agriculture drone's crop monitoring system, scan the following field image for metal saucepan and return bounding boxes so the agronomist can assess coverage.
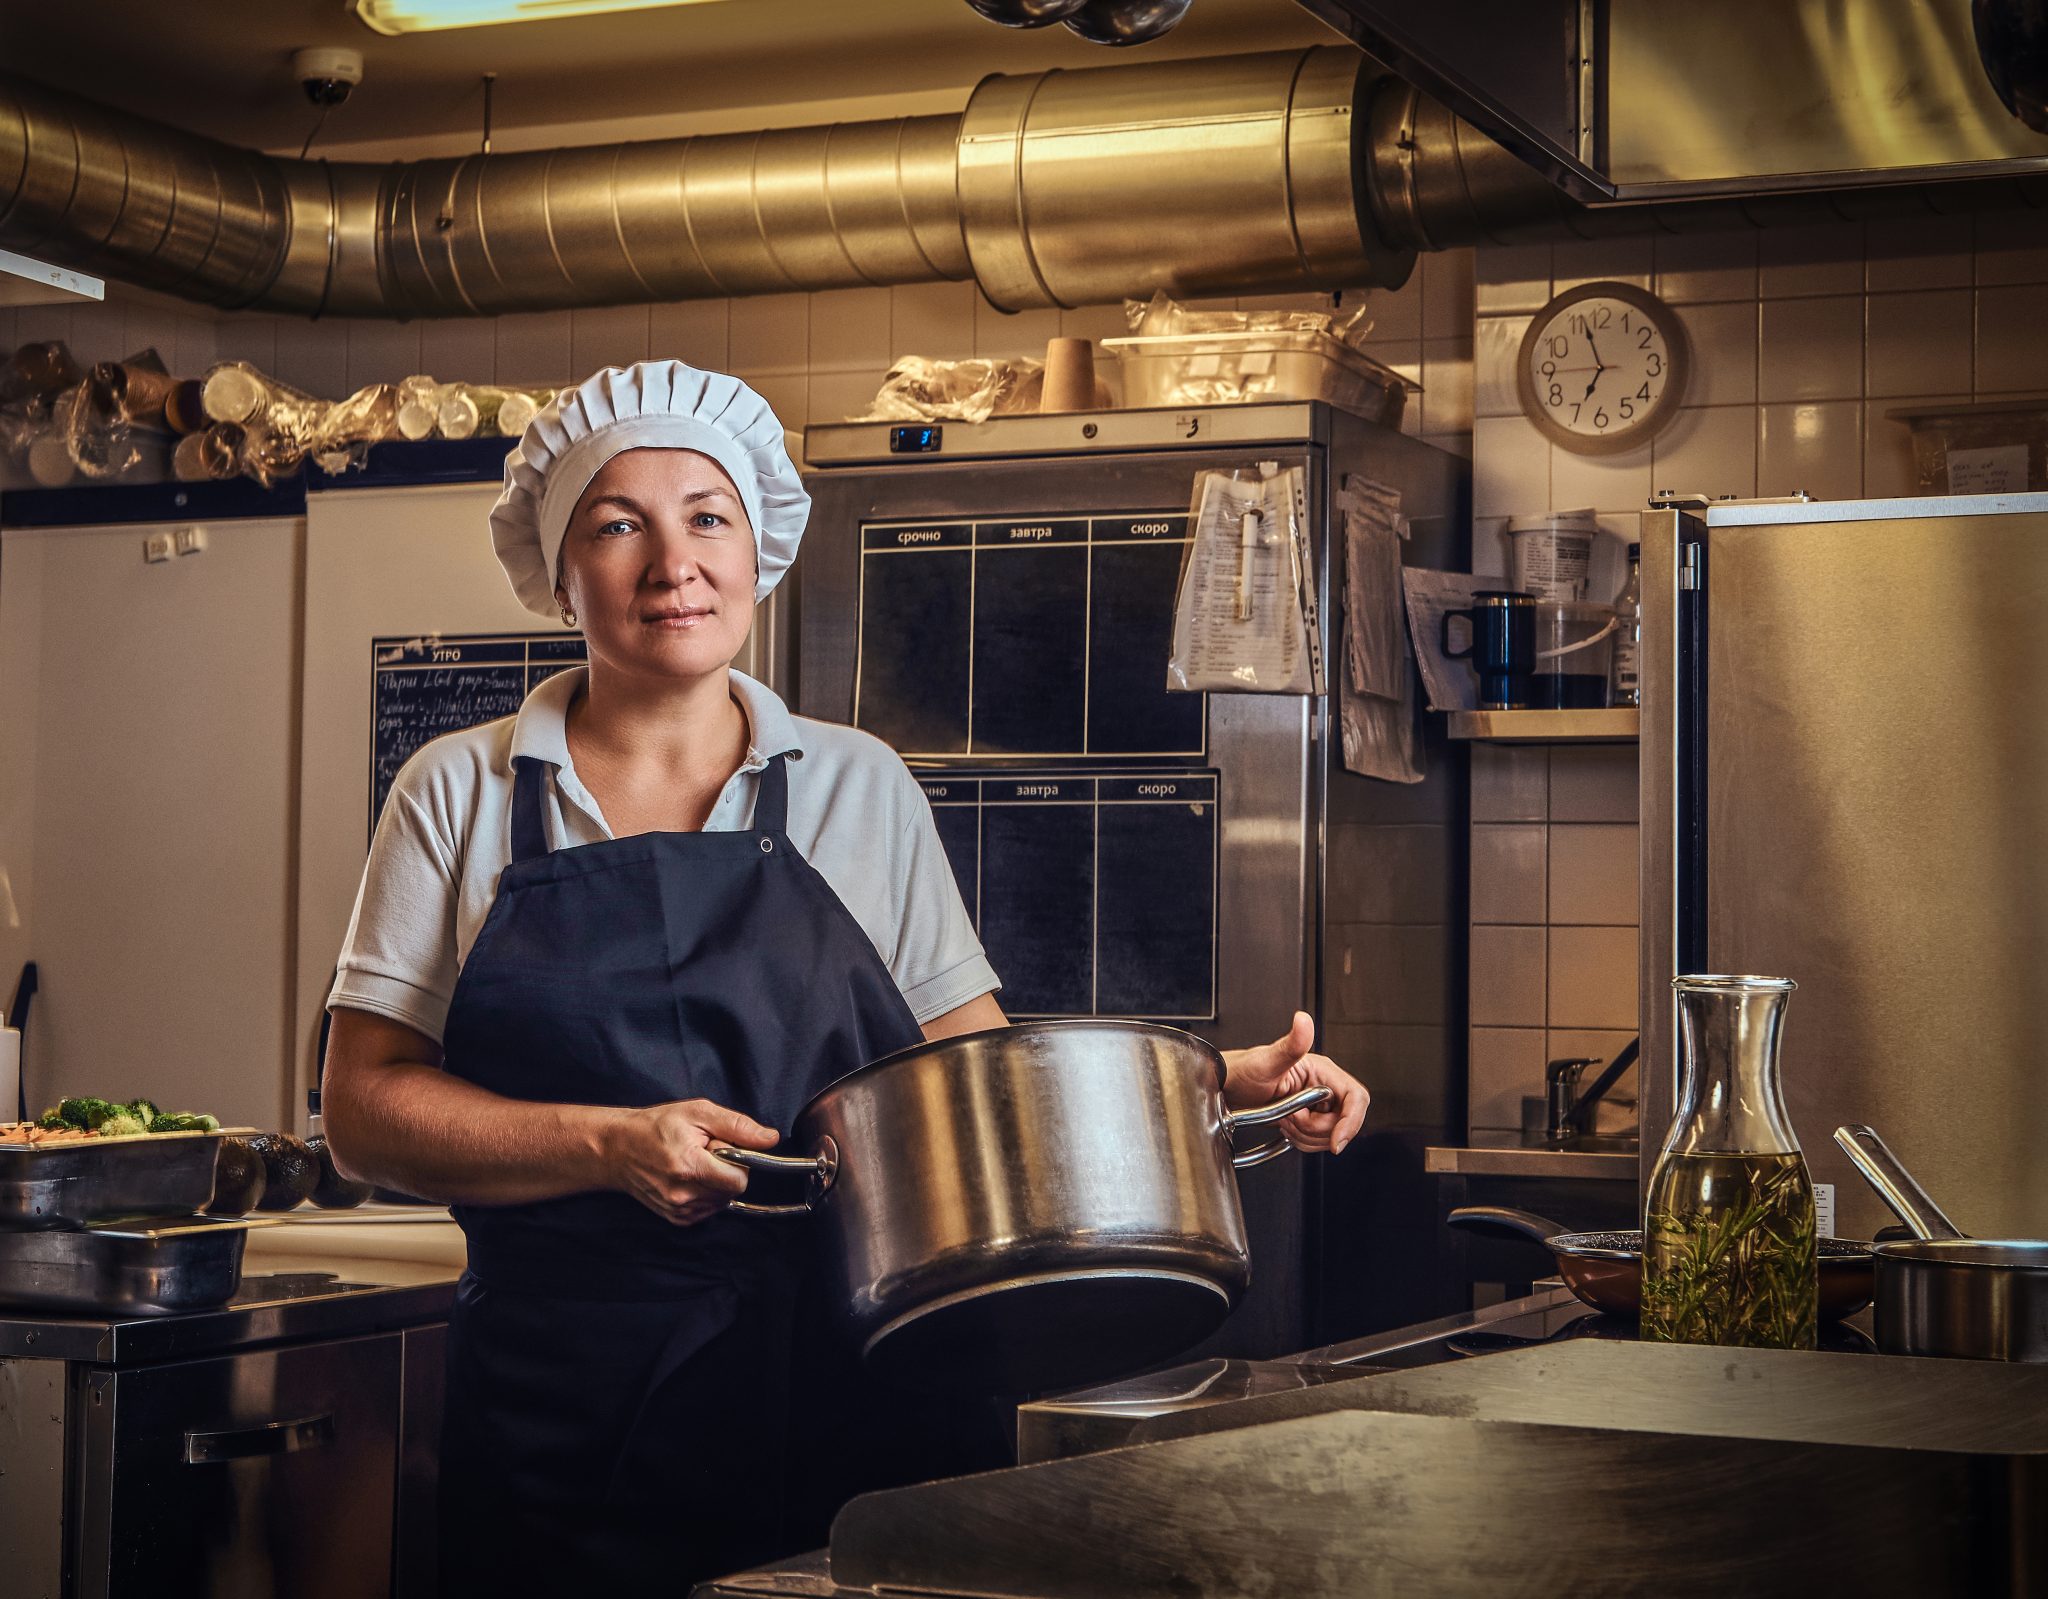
[715,1020,1330,1394]
[1447,1206,1876,1322]
[1834,1125,2048,1362]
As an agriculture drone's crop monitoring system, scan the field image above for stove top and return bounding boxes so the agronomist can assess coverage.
[1018,1283,1879,1462]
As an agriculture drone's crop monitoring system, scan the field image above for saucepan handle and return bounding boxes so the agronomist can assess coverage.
[1832,1125,1966,1242]
[1223,1086,1333,1169]
[715,1136,839,1216]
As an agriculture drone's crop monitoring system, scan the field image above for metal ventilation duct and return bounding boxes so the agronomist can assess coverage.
[2,47,2044,320]
[0,50,1401,318]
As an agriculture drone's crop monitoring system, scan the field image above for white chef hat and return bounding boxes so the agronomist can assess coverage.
[489,360,809,619]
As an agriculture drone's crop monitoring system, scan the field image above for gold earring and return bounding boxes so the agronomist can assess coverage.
[559,604,578,628]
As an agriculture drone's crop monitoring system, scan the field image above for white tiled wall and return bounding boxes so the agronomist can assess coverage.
[0,252,1478,461]
[1471,209,2048,589]
[1468,743,1639,1136]
[1460,209,2048,1137]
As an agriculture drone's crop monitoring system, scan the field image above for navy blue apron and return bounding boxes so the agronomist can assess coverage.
[434,747,987,1596]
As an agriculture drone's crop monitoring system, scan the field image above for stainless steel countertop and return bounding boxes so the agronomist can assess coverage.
[0,1267,458,1364]
[1425,1132,1638,1180]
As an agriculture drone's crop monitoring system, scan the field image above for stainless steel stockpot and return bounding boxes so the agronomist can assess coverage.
[1837,1124,2048,1362]
[718,1020,1328,1394]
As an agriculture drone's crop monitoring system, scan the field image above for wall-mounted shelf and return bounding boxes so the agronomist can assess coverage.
[1446,708,1639,744]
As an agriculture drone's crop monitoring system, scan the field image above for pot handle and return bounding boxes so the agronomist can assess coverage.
[714,1136,839,1217]
[1832,1125,1966,1242]
[1223,1086,1333,1169]
[1443,1205,1570,1245]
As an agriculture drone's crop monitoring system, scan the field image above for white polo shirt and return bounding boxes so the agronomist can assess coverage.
[328,667,1000,1044]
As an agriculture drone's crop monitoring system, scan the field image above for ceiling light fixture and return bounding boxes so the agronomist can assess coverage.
[354,0,728,36]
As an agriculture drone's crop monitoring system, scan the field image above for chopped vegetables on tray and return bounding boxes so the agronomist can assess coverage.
[0,1097,221,1144]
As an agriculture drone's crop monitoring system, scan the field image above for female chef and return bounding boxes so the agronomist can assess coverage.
[319,361,1370,1596]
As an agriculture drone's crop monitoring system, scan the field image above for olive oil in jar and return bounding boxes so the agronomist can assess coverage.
[1642,1150,1817,1349]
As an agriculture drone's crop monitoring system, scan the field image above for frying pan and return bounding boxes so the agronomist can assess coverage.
[1835,1125,2048,1362]
[1447,1206,1876,1322]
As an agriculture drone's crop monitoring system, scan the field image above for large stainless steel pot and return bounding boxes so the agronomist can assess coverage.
[717,1020,1329,1394]
[1836,1125,2048,1362]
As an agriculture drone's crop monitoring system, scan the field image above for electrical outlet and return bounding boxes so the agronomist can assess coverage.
[173,525,207,557]
[142,531,175,564]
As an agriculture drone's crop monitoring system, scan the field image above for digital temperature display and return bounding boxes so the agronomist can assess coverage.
[889,425,943,454]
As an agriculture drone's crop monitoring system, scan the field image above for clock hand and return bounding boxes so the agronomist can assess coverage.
[1581,333,1609,401]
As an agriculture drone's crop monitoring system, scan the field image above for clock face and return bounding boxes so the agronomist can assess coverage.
[1516,282,1688,456]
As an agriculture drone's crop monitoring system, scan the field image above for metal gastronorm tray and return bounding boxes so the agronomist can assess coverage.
[0,1216,272,1316]
[0,1129,248,1230]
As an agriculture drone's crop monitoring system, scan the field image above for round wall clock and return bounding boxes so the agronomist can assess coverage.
[1515,280,1689,456]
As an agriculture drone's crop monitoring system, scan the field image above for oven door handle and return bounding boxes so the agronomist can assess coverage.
[184,1412,336,1464]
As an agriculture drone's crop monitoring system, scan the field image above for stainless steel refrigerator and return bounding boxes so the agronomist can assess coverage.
[1640,492,2048,1242]
[795,401,1472,1352]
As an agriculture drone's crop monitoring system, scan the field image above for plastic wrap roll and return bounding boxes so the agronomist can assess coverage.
[395,374,440,441]
[201,363,270,424]
[438,387,482,439]
[493,390,538,436]
[26,433,75,487]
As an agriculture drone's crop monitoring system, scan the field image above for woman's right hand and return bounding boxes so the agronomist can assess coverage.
[600,1099,781,1225]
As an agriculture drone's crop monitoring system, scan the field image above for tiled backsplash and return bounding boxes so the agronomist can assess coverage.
[1468,743,1639,1137]
[0,251,1477,461]
[1470,208,2048,593]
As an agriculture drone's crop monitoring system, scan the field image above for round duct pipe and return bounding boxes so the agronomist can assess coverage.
[5,55,2048,320]
[957,47,1409,310]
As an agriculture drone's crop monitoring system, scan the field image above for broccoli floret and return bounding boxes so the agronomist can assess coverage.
[37,1106,69,1131]
[148,1112,221,1134]
[56,1098,121,1130]
[97,1113,148,1138]
[125,1099,160,1126]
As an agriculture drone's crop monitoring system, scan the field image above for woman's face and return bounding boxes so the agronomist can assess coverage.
[556,447,757,684]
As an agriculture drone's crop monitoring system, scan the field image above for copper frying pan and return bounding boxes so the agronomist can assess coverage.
[1447,1206,1875,1322]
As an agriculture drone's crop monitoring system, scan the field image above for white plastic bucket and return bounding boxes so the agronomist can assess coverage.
[1507,510,1599,602]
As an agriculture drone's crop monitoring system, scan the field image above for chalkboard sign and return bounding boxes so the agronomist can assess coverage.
[919,768,1218,1020]
[370,633,587,842]
[855,512,1205,761]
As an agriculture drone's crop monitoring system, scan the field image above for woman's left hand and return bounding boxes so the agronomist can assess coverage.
[1220,1011,1369,1154]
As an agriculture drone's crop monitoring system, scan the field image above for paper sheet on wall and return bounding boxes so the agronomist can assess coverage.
[1338,474,1422,783]
[1946,444,2029,494]
[1166,465,1322,694]
[1401,568,1487,712]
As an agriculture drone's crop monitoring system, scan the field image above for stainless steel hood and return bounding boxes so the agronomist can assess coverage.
[1296,0,2048,201]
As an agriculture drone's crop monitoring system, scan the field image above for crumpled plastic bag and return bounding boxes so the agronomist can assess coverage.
[851,356,1045,425]
[1123,289,1376,348]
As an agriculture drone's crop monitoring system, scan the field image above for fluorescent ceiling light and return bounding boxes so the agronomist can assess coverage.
[355,0,729,35]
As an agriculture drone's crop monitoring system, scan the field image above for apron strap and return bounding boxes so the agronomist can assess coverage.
[510,757,551,863]
[755,753,789,835]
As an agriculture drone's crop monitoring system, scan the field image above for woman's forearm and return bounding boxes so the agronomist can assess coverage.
[321,1009,625,1206]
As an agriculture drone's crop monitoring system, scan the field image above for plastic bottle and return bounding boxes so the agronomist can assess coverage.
[1610,542,1642,708]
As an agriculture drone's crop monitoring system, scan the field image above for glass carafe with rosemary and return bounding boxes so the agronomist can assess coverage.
[1642,975,1818,1349]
